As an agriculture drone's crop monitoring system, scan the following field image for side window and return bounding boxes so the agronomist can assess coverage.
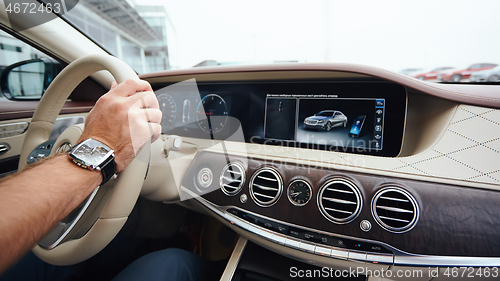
[0,29,60,101]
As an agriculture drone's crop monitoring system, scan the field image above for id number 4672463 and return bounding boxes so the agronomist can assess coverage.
[5,2,67,14]
[443,267,498,278]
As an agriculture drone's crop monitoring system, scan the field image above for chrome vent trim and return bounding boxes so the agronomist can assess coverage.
[318,178,362,224]
[220,163,246,196]
[249,167,283,207]
[372,187,419,233]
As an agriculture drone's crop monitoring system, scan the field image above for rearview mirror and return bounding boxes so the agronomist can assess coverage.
[0,58,62,101]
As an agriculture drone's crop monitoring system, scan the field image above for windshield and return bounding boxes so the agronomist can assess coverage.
[63,0,499,83]
[316,111,333,117]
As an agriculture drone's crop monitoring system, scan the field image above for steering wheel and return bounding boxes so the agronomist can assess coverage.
[18,54,150,265]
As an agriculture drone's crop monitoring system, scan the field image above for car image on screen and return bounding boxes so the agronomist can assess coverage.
[303,110,348,131]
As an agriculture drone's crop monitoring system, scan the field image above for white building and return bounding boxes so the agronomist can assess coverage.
[64,0,171,74]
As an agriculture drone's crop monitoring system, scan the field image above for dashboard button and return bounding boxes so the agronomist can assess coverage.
[263,221,288,234]
[246,223,261,236]
[366,253,394,264]
[348,250,366,263]
[285,237,301,249]
[288,228,301,238]
[271,233,287,245]
[227,208,240,216]
[260,229,274,241]
[314,245,332,257]
[231,217,248,230]
[288,228,321,243]
[330,248,348,260]
[299,241,316,253]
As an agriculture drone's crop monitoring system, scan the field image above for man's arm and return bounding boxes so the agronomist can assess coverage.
[0,79,161,273]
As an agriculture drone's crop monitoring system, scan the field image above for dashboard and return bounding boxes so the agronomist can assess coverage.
[141,65,500,278]
[153,81,406,157]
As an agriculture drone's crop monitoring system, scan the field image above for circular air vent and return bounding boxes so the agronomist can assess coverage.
[318,178,362,224]
[372,187,419,233]
[220,163,245,196]
[249,168,283,207]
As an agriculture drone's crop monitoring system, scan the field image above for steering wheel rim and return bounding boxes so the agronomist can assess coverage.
[19,54,150,265]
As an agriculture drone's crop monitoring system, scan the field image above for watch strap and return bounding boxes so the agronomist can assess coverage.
[99,155,116,185]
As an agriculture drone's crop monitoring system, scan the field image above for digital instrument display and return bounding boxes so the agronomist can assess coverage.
[153,81,406,157]
[264,95,386,151]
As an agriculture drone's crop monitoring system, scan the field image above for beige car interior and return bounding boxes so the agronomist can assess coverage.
[1,2,500,280]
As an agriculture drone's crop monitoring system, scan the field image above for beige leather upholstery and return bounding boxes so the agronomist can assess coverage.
[395,105,500,184]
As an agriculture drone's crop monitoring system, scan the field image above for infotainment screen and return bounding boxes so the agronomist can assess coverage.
[264,94,387,151]
[153,81,407,157]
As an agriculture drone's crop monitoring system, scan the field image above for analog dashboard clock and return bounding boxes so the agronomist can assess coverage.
[287,179,312,206]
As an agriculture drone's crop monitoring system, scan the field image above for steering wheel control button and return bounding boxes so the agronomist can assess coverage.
[197,167,213,189]
[240,194,248,203]
[360,220,372,232]
[27,140,56,164]
[366,253,394,265]
[348,250,367,263]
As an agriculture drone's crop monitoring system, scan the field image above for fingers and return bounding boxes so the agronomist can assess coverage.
[110,79,153,97]
[142,108,162,123]
[110,82,118,89]
[149,123,162,143]
[127,91,159,109]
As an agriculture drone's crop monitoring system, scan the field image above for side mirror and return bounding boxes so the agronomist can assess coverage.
[0,58,62,101]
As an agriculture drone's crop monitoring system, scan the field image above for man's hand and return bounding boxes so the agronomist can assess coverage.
[78,79,162,172]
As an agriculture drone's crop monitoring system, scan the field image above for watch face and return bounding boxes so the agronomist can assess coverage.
[73,141,111,166]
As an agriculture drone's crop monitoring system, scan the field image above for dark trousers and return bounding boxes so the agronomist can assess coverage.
[1,248,223,281]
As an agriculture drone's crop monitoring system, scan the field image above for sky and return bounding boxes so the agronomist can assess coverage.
[138,0,500,72]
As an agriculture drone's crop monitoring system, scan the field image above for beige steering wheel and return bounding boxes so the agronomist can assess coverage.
[18,54,150,265]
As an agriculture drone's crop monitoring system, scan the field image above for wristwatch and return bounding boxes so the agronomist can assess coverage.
[68,138,116,185]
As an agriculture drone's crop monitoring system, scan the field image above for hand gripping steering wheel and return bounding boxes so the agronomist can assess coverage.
[18,54,150,265]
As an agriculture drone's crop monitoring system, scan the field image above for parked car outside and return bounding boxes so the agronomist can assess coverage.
[398,68,422,76]
[439,63,498,82]
[303,110,348,131]
[412,67,455,80]
[469,65,500,82]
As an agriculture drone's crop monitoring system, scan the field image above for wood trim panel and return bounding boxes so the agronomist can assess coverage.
[184,151,500,257]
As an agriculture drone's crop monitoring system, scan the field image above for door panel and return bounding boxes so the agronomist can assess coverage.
[0,113,87,176]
